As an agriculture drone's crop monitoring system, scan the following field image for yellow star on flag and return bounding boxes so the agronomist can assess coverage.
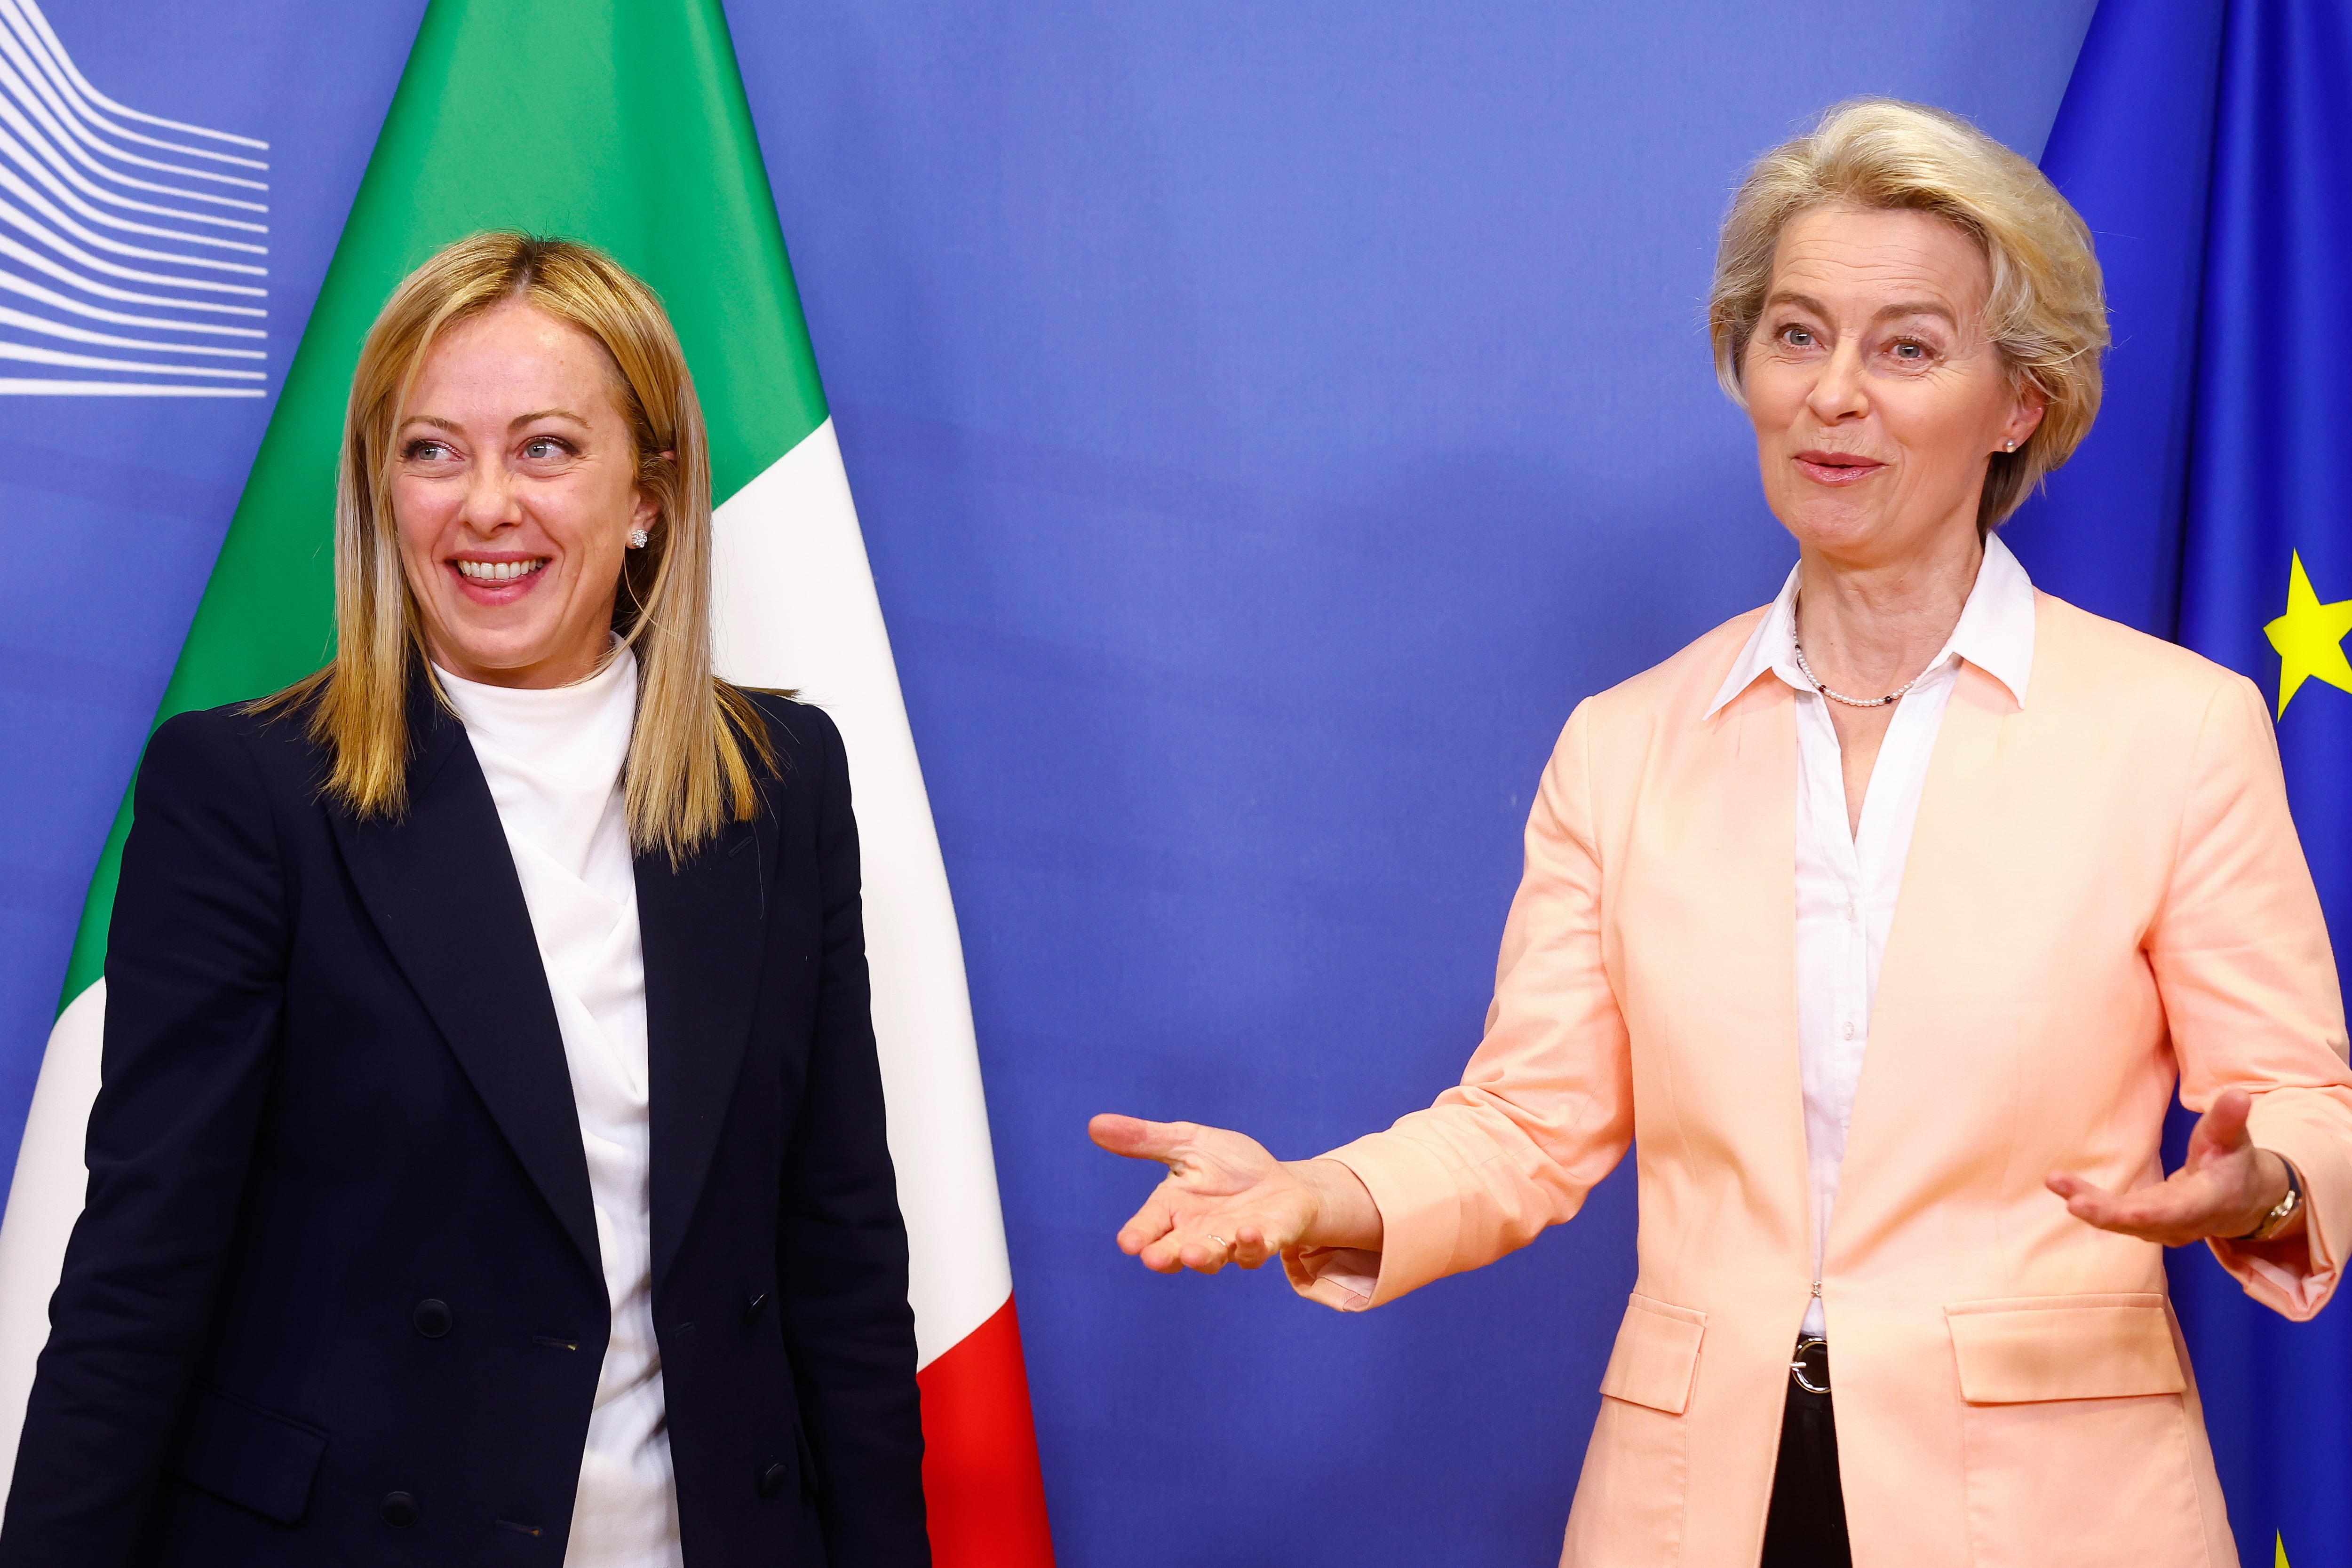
[2263,551,2352,717]
[2275,1534,2290,1568]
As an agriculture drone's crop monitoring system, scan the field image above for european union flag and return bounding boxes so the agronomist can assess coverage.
[2012,1,2352,1561]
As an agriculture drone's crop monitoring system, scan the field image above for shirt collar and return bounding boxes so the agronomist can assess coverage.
[1704,531,2036,718]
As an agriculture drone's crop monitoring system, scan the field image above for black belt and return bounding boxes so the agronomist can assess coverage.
[1790,1335,1830,1394]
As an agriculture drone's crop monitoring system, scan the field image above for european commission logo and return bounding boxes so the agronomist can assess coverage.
[0,0,266,398]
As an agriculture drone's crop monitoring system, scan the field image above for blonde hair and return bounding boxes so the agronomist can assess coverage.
[1708,98,2110,529]
[264,231,771,860]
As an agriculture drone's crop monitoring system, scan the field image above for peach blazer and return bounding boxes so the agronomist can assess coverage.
[1288,592,2352,1568]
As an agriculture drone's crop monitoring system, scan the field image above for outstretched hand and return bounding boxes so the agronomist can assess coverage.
[1089,1114,1378,1275]
[2047,1088,2299,1248]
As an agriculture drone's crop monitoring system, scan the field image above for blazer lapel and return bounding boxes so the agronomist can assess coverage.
[1835,661,2034,1254]
[638,809,774,1292]
[1693,677,1811,1216]
[327,682,602,1279]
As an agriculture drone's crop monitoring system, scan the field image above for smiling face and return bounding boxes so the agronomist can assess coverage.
[389,298,656,689]
[1742,204,2044,570]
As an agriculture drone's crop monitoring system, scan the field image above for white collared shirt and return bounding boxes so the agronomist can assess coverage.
[438,645,685,1568]
[1705,534,2037,1339]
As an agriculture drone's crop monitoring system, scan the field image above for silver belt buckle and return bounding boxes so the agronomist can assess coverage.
[1791,1336,1830,1395]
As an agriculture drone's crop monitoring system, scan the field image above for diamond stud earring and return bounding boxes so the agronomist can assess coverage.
[627,529,649,548]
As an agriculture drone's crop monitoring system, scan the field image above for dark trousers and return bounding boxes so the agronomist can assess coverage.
[1759,1363,1852,1567]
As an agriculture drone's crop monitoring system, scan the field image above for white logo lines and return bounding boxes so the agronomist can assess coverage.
[0,0,267,398]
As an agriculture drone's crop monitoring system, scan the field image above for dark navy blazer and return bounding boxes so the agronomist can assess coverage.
[0,683,929,1566]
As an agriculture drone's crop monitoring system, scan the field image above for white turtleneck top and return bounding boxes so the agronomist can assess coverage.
[437,644,683,1568]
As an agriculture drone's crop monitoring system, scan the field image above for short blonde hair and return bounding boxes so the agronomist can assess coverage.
[266,232,770,859]
[1708,98,2109,529]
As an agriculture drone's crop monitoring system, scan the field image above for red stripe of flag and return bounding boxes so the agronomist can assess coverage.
[919,1295,1055,1564]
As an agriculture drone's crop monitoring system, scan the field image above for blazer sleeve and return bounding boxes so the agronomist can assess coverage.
[1287,698,1636,1310]
[0,711,290,1565]
[2153,675,2352,1320]
[771,706,930,1564]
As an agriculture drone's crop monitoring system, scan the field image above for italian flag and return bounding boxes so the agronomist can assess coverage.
[0,2,1055,1561]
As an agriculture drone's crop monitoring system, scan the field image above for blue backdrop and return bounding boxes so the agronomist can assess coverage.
[66,2,2352,1563]
[2018,1,2352,1559]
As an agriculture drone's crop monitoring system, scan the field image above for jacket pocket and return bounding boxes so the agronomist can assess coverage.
[1597,1292,1707,1415]
[167,1385,328,1525]
[1565,1294,1704,1562]
[1946,1296,2205,1568]
[1945,1293,2185,1403]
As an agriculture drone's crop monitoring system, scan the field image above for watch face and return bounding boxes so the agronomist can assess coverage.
[2259,1184,2299,1242]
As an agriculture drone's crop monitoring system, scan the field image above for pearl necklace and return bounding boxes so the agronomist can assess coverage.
[1791,639,1923,709]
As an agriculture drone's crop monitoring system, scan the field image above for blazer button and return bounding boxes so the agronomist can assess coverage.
[412,1299,453,1339]
[742,1292,769,1324]
[757,1460,790,1498]
[381,1491,421,1528]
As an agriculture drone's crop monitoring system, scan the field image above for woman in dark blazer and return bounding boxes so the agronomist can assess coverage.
[0,234,929,1566]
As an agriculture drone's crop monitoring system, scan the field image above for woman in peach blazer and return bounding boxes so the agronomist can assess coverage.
[1093,101,2352,1568]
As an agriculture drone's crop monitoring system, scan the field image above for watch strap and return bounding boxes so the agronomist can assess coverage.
[2233,1155,2304,1244]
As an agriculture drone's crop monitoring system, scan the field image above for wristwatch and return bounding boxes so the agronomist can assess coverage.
[2233,1156,2304,1243]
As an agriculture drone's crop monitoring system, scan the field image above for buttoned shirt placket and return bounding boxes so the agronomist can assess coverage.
[1784,654,1963,1338]
[1705,535,2038,1343]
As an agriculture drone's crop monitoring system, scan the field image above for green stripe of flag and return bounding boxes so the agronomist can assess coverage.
[61,0,831,1006]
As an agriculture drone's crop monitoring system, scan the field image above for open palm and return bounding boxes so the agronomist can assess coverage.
[1089,1114,1325,1273]
[2048,1087,2295,1247]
